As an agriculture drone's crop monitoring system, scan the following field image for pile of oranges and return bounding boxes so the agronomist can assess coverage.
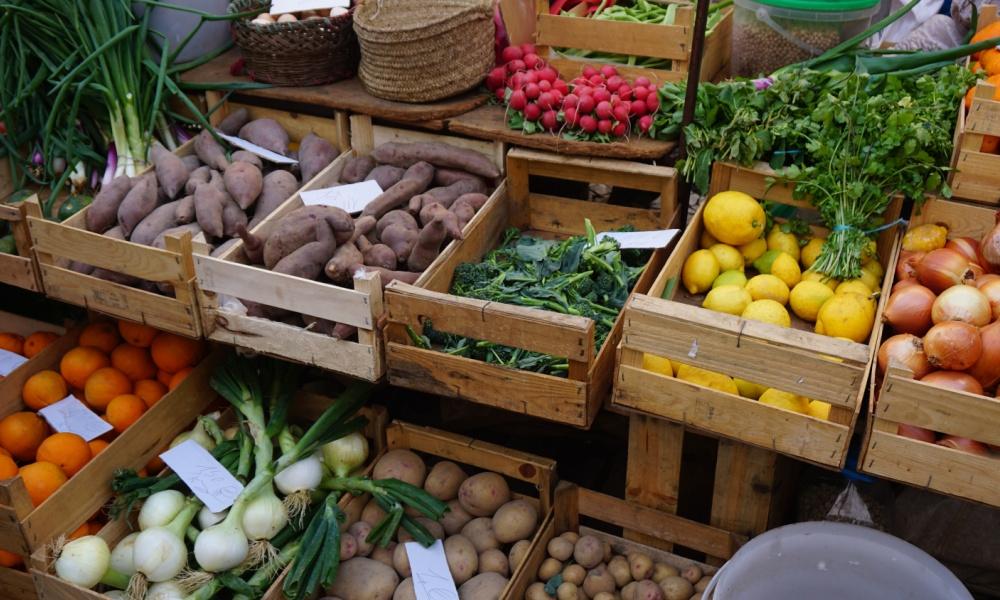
[966,22,1000,153]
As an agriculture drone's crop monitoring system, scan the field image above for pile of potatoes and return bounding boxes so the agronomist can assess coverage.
[321,447,540,600]
[233,141,497,339]
[526,534,713,600]
[251,7,350,25]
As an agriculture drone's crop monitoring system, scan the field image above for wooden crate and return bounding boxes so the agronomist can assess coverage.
[194,114,506,381]
[533,2,732,83]
[612,161,900,469]
[860,198,1000,507]
[26,101,348,338]
[384,147,678,428]
[0,199,44,293]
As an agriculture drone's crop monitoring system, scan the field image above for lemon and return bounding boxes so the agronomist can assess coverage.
[745,274,790,304]
[862,239,879,263]
[807,400,832,420]
[766,226,800,262]
[709,244,745,272]
[858,266,882,292]
[703,285,753,316]
[801,238,825,269]
[703,191,766,245]
[713,270,748,289]
[802,271,839,291]
[759,389,810,414]
[734,378,768,400]
[700,229,719,249]
[682,250,720,294]
[642,354,673,377]
[742,299,791,327]
[835,279,873,296]
[815,292,875,342]
[738,238,768,265]
[752,249,783,274]
[862,258,884,280]
[789,281,835,322]
[676,364,739,395]
[769,252,802,288]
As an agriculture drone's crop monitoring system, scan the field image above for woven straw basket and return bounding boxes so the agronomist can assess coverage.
[230,0,359,87]
[353,0,494,102]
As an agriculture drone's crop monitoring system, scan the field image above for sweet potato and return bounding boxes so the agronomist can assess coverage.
[419,203,463,240]
[453,192,489,211]
[435,168,488,188]
[248,170,298,228]
[151,141,188,199]
[153,223,202,250]
[302,314,338,336]
[224,161,263,209]
[194,129,229,171]
[86,175,132,233]
[380,224,418,263]
[360,237,397,271]
[325,240,363,284]
[130,199,181,246]
[218,107,249,135]
[350,264,421,290]
[340,155,377,184]
[208,169,226,193]
[450,194,488,230]
[175,195,195,224]
[408,216,448,271]
[238,118,289,156]
[117,176,158,237]
[408,178,488,212]
[68,261,95,275]
[353,215,377,241]
[90,268,139,286]
[375,210,418,238]
[370,142,499,178]
[365,165,405,190]
[222,194,248,238]
[230,150,263,170]
[274,218,337,280]
[104,225,126,240]
[181,155,201,172]
[360,161,434,219]
[328,207,356,245]
[236,223,264,264]
[332,322,357,340]
[185,166,211,196]
[263,206,350,268]
[194,182,226,239]
[300,133,339,183]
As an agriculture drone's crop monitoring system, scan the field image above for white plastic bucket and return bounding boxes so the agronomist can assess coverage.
[134,0,231,63]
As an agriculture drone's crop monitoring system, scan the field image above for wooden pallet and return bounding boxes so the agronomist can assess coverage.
[861,198,1000,507]
[0,199,44,293]
[533,2,732,83]
[194,115,505,381]
[26,101,347,338]
[612,161,899,469]
[384,147,678,428]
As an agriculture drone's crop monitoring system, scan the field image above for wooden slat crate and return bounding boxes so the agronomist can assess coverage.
[0,199,44,292]
[533,1,732,83]
[860,198,1000,507]
[194,115,506,381]
[26,101,348,338]
[612,161,900,469]
[384,147,678,428]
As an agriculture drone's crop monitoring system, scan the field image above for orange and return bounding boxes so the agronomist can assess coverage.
[150,333,203,374]
[117,320,157,348]
[87,439,110,456]
[20,461,66,506]
[0,447,10,457]
[110,344,156,382]
[984,136,1000,154]
[972,21,1000,59]
[68,522,90,540]
[78,322,121,354]
[0,550,22,568]
[972,61,983,74]
[83,367,132,411]
[0,454,17,480]
[982,51,1000,76]
[146,451,165,474]
[88,521,103,535]
[0,412,47,462]
[105,395,146,433]
[168,367,193,391]
[23,331,59,359]
[134,379,167,408]
[0,333,24,356]
[60,346,110,389]
[22,370,68,411]
[156,370,173,387]
[37,432,92,477]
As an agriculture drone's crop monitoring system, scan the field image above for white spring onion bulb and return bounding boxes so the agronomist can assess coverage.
[198,506,227,530]
[132,500,199,583]
[138,490,185,531]
[169,422,215,451]
[109,532,138,576]
[105,592,126,600]
[146,581,186,600]
[321,432,369,477]
[194,519,250,572]
[55,536,110,588]
[241,485,288,540]
[275,454,323,495]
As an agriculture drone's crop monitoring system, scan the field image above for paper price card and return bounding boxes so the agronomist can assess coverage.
[39,396,113,441]
[215,131,298,165]
[405,540,460,600]
[161,440,244,513]
[598,229,679,249]
[300,180,383,213]
[270,0,350,14]
[0,349,27,376]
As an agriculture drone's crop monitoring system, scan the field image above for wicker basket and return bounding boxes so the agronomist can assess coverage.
[230,0,359,87]
[353,0,494,102]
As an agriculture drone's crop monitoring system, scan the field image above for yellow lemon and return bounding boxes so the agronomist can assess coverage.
[807,400,832,420]
[703,285,753,316]
[769,252,802,288]
[802,271,840,291]
[766,226,800,262]
[682,249,720,294]
[703,191,766,246]
[713,270,748,289]
[676,364,739,395]
[700,229,719,249]
[734,378,768,400]
[642,354,673,377]
[801,238,825,269]
[862,239,879,263]
[742,299,791,327]
[709,244,745,272]
[835,279,873,296]
[745,274,790,304]
[759,389,810,414]
[789,281,835,322]
[752,249,783,274]
[861,258,884,280]
[858,265,882,292]
[815,292,875,342]
[738,238,768,265]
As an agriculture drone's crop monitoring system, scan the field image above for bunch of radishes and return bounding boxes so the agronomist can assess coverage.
[486,44,659,142]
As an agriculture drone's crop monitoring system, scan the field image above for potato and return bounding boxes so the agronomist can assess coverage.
[393,578,415,600]
[681,565,702,584]
[392,542,411,578]
[441,499,473,535]
[538,557,563,580]
[691,594,702,600]
[479,548,509,577]
[603,541,613,563]
[492,500,538,544]
[349,521,374,556]
[526,582,550,600]
[628,552,654,581]
[548,536,574,561]
[652,563,679,583]
[327,557,399,600]
[341,533,358,561]
[370,543,394,568]
[458,572,507,600]
[608,556,632,587]
[562,564,585,586]
[424,461,467,501]
[634,580,664,600]
[362,498,387,526]
[659,577,693,600]
[622,582,638,600]
[458,472,510,517]
[557,582,578,600]
[373,449,427,487]
[694,576,710,592]
[594,593,616,600]
[573,536,604,569]
[561,532,580,544]
[458,517,498,554]
[583,565,615,597]
[509,539,531,571]
[443,535,478,585]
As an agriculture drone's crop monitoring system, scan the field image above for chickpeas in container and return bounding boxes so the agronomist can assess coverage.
[732,0,881,77]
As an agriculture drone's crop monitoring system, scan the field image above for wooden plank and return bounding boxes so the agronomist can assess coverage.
[879,370,1000,446]
[529,193,667,236]
[0,255,37,292]
[513,147,678,193]
[624,414,683,551]
[711,441,786,537]
[0,567,35,600]
[536,14,689,60]
[910,197,997,237]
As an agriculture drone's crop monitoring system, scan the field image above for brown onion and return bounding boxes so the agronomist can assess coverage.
[892,279,921,293]
[877,334,932,378]
[980,211,1000,271]
[923,321,982,370]
[920,370,985,395]
[917,248,976,294]
[977,273,1000,288]
[895,250,925,281]
[937,436,990,456]
[968,321,1000,389]
[930,285,991,326]
[978,279,1000,321]
[883,285,936,336]
[897,424,937,444]
[946,237,989,270]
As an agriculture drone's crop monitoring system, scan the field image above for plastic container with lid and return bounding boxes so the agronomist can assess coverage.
[732,0,881,77]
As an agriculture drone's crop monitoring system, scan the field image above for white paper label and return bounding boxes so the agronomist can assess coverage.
[270,0,349,14]
[160,440,244,513]
[405,541,460,600]
[39,396,113,441]
[215,131,298,165]
[300,180,383,213]
[598,229,679,249]
[0,349,27,376]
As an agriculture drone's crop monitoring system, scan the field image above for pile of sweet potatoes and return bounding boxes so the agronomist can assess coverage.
[234,140,500,339]
[74,108,339,293]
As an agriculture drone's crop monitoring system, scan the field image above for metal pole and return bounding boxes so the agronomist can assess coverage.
[672,0,712,228]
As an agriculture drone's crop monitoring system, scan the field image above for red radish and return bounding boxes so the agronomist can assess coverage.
[524,103,541,121]
[550,89,563,104]
[486,67,506,90]
[638,115,653,133]
[580,115,598,133]
[606,75,623,92]
[583,66,598,78]
[507,59,526,74]
[593,88,611,103]
[600,65,617,78]
[541,110,558,131]
[554,80,569,95]
[538,92,555,110]
[539,67,558,83]
[617,84,632,100]
[510,73,525,90]
[631,101,648,117]
[508,89,527,111]
[578,95,596,114]
[538,80,552,92]
[613,103,629,122]
[523,53,541,69]
[577,86,593,96]
[634,76,651,87]
[573,77,589,87]
[645,94,659,111]
[494,87,506,101]
[596,101,613,119]
[524,83,540,100]
[612,122,627,137]
[633,86,649,100]
[520,43,536,55]
[564,107,579,126]
[897,424,936,443]
[563,94,579,108]
[597,119,613,134]
[524,70,539,84]
[589,74,605,86]
[501,46,523,63]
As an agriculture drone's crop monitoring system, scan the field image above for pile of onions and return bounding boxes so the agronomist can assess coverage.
[920,370,984,395]
[883,284,935,335]
[877,334,931,379]
[930,285,991,326]
[896,250,925,281]
[916,248,975,293]
[923,321,982,370]
[981,211,1000,270]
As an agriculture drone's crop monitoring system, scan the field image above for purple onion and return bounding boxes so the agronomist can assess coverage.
[101,143,118,187]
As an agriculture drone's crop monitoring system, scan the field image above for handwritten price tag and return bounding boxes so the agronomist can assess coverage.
[405,540,460,600]
[270,0,349,14]
[598,229,679,249]
[214,131,298,165]
[39,396,113,441]
[0,349,27,377]
[300,180,383,213]
[160,440,244,513]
